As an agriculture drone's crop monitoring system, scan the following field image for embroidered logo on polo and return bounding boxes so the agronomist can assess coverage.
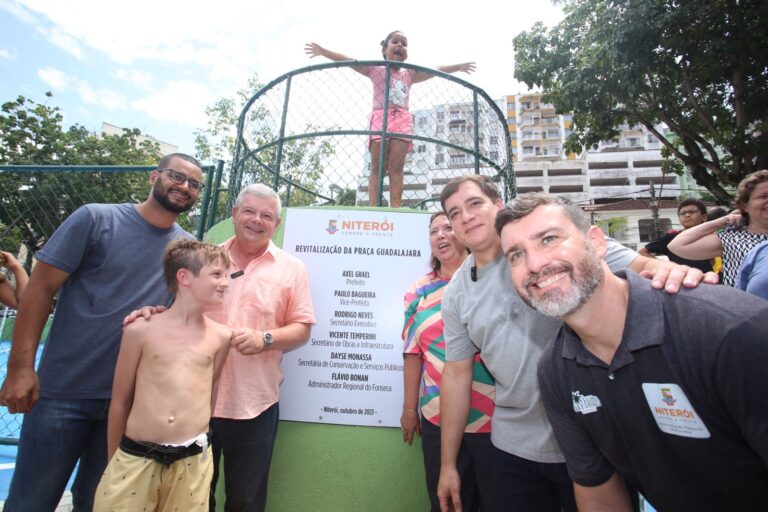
[572,391,602,414]
[642,383,711,439]
[661,387,676,406]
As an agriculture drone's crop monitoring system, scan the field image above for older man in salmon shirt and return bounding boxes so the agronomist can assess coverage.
[207,183,315,512]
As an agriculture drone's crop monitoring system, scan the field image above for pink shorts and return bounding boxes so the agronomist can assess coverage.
[369,108,413,151]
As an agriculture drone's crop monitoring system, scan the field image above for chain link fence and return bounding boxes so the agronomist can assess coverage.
[0,65,514,442]
[229,61,515,211]
[0,164,219,443]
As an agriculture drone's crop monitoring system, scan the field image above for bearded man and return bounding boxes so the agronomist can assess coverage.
[496,192,768,512]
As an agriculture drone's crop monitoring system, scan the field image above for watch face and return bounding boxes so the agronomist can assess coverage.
[263,332,273,345]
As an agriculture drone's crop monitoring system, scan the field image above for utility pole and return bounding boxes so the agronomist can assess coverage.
[649,181,661,239]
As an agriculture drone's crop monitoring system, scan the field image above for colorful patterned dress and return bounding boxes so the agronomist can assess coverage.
[402,272,494,432]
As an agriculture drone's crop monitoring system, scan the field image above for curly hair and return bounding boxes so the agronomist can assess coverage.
[734,170,768,225]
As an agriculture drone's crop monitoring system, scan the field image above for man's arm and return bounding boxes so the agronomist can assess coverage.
[437,357,474,512]
[628,253,718,292]
[107,325,143,460]
[714,308,768,465]
[636,246,654,258]
[603,235,717,292]
[230,321,312,355]
[0,261,70,413]
[574,473,634,512]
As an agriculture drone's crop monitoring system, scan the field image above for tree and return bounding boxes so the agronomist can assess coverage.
[0,93,162,255]
[336,188,357,206]
[194,74,336,216]
[514,0,768,203]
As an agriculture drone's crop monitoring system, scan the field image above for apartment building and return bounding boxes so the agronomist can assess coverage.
[353,91,686,214]
[504,92,680,206]
[101,122,179,156]
[355,100,506,208]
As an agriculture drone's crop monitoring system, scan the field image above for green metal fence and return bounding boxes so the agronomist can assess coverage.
[0,62,516,442]
[0,163,223,443]
[228,60,516,210]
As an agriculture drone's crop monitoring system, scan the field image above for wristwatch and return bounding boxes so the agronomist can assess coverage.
[262,331,273,348]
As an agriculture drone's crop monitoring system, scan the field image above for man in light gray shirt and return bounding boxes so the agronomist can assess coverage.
[436,176,716,512]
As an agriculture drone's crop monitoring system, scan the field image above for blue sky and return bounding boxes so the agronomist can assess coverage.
[0,0,564,160]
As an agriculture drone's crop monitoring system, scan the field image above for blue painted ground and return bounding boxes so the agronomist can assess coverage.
[0,341,75,501]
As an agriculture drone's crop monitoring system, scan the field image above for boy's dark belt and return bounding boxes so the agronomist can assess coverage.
[119,433,211,467]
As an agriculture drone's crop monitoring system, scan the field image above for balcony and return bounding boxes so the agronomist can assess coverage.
[549,175,587,187]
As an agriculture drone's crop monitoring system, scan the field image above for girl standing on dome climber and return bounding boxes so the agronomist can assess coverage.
[305,31,475,208]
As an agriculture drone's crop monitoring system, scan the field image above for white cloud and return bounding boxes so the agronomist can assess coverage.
[131,80,215,127]
[37,67,126,110]
[75,82,126,110]
[0,0,37,25]
[7,0,568,154]
[45,26,84,60]
[10,0,566,97]
[37,66,70,90]
[0,47,17,61]
[114,68,154,89]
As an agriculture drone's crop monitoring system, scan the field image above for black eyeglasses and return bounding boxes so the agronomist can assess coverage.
[157,169,205,192]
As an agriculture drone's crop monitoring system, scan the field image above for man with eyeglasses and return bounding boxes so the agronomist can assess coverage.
[0,153,205,512]
[639,199,713,273]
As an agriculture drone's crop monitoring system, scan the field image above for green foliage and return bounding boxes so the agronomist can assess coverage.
[514,0,768,203]
[0,94,163,256]
[595,216,628,239]
[194,74,336,213]
[336,188,357,206]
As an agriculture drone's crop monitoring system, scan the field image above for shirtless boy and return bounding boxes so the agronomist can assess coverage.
[94,239,231,511]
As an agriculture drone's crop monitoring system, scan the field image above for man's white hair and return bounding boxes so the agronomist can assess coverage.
[234,184,282,217]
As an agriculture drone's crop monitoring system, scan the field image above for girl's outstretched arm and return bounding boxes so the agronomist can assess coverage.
[304,42,370,76]
[414,62,476,83]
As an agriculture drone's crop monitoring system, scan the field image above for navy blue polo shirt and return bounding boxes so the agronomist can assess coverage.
[538,271,768,511]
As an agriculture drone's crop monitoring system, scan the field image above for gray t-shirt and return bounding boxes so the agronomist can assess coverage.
[442,238,637,463]
[35,203,191,399]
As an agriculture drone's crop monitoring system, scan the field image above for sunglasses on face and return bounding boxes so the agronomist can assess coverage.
[157,169,205,192]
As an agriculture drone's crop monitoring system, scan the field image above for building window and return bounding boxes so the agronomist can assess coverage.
[417,145,426,153]
[647,134,657,144]
[437,112,444,121]
[436,126,444,134]
[450,154,466,165]
[450,111,460,120]
[626,137,640,147]
[418,116,427,126]
[435,154,444,164]
[490,151,499,161]
[490,136,498,146]
[638,218,673,242]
